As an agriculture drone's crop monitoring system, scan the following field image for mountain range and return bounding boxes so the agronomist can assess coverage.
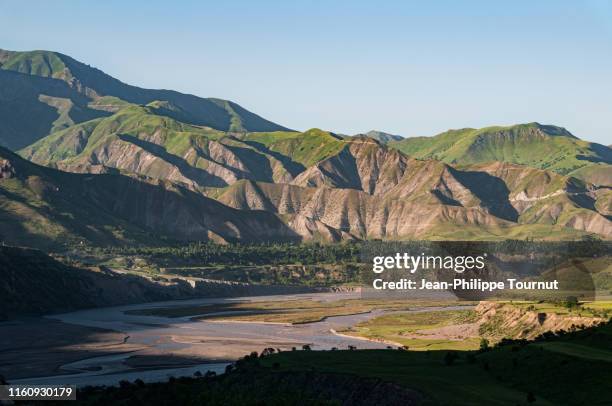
[0,49,289,150]
[1,48,611,246]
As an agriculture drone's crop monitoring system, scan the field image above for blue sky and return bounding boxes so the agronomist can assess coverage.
[1,0,611,144]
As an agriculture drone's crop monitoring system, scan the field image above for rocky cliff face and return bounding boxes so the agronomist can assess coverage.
[476,301,606,340]
[218,145,612,240]
[292,138,409,195]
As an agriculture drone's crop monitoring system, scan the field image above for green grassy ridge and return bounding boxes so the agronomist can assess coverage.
[20,104,225,164]
[74,104,224,158]
[88,95,133,111]
[19,118,104,164]
[241,128,347,168]
[0,49,70,80]
[390,123,612,185]
[0,48,290,134]
[354,130,404,144]
[21,106,347,188]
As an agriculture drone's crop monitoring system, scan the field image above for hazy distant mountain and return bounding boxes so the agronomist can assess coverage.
[0,49,290,149]
[354,130,403,144]
[390,123,612,186]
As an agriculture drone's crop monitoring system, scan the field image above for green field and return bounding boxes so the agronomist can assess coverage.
[341,310,481,350]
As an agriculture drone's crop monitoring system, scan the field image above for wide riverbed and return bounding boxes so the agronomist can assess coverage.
[11,292,463,387]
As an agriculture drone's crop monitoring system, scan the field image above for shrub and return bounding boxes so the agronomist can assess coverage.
[479,338,490,351]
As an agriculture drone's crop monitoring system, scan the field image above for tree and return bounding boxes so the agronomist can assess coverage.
[479,338,490,351]
[563,296,579,309]
[444,352,458,365]
[527,392,536,403]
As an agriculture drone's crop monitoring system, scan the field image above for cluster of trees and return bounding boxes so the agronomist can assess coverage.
[90,242,363,266]
[86,239,610,266]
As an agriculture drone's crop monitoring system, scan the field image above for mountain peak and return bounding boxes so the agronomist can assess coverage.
[303,128,344,140]
[354,130,403,144]
[473,122,576,139]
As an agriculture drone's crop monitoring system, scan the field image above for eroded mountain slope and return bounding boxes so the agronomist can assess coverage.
[218,145,612,240]
[1,146,297,248]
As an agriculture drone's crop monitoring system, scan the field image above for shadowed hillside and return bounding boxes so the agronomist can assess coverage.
[1,146,298,248]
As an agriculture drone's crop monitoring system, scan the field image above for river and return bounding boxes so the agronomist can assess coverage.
[12,292,464,387]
